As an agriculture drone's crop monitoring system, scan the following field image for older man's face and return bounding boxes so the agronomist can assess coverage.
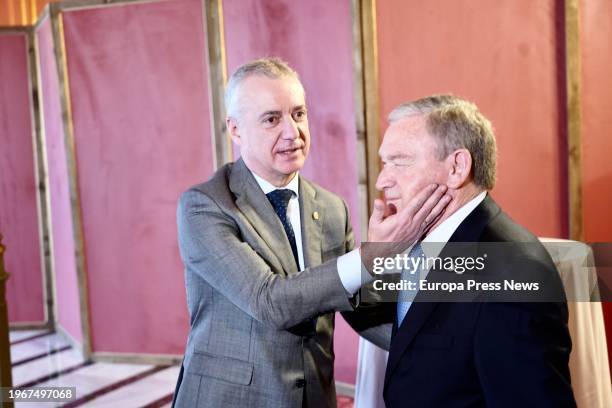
[229,75,310,186]
[376,114,448,213]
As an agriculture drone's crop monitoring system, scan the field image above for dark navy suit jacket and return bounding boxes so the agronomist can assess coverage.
[383,196,576,408]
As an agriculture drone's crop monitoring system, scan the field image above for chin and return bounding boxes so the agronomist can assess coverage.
[278,158,305,173]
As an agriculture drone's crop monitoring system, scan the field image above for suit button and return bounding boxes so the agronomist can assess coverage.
[295,379,306,388]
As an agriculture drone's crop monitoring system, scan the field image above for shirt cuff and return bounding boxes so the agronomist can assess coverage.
[337,248,371,295]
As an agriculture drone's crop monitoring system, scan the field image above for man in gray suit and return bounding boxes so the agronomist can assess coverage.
[173,58,448,407]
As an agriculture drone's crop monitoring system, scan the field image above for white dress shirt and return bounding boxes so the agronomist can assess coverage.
[251,171,305,271]
[421,191,487,259]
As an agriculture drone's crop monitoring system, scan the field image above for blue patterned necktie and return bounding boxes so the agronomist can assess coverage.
[266,189,299,269]
[266,189,317,336]
[397,242,424,326]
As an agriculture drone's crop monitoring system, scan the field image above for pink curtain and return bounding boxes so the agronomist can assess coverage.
[0,32,45,324]
[61,0,213,354]
[376,0,567,237]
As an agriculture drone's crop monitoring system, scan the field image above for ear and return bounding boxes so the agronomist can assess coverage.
[445,148,473,189]
[227,116,241,146]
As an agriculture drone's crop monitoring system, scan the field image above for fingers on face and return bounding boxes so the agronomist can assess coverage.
[415,185,450,226]
[424,193,451,225]
[402,184,443,219]
[371,199,385,223]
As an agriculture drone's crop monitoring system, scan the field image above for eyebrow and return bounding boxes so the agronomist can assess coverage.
[257,105,307,121]
[382,153,412,161]
[258,110,281,120]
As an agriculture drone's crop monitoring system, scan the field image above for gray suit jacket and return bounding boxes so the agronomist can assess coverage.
[174,159,355,407]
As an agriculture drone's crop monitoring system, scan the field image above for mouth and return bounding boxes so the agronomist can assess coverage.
[384,197,400,214]
[276,146,303,157]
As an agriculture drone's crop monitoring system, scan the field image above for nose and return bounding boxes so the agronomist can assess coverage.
[281,116,300,140]
[375,167,393,191]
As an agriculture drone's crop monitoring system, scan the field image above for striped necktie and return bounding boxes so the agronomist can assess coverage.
[397,242,424,326]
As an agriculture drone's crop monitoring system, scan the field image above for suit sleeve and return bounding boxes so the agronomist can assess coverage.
[473,258,576,407]
[342,306,393,350]
[177,189,353,330]
[342,199,355,253]
[339,200,395,350]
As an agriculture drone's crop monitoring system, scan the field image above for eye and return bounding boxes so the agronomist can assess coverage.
[262,115,280,127]
[292,109,307,121]
[383,160,409,168]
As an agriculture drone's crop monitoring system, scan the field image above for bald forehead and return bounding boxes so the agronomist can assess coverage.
[232,74,306,117]
[240,73,303,93]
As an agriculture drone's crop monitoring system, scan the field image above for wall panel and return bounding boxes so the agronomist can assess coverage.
[222,0,361,383]
[0,32,45,324]
[60,0,213,354]
[376,0,567,238]
[580,0,612,373]
[37,17,83,341]
[580,0,612,241]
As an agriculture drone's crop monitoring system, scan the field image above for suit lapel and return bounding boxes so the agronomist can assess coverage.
[384,194,502,388]
[384,301,438,387]
[299,177,322,268]
[229,159,299,276]
[446,195,500,243]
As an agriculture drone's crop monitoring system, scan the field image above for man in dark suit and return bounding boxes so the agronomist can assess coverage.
[173,58,448,407]
[364,95,576,407]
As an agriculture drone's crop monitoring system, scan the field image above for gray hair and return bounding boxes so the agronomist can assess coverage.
[224,57,302,118]
[388,94,497,190]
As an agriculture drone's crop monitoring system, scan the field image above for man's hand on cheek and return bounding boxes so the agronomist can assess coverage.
[361,184,450,276]
[368,183,449,243]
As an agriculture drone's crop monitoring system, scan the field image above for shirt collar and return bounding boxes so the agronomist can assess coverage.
[251,169,300,198]
[421,191,487,257]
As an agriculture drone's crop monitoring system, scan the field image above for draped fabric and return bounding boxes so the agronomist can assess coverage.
[58,0,213,353]
[0,32,45,324]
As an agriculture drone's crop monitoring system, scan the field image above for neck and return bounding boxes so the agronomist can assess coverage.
[424,183,483,236]
[270,172,297,188]
[241,157,298,187]
[250,166,297,188]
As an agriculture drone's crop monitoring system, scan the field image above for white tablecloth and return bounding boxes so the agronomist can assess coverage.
[354,238,612,408]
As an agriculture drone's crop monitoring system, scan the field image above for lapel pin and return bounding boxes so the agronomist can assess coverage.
[312,211,319,220]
